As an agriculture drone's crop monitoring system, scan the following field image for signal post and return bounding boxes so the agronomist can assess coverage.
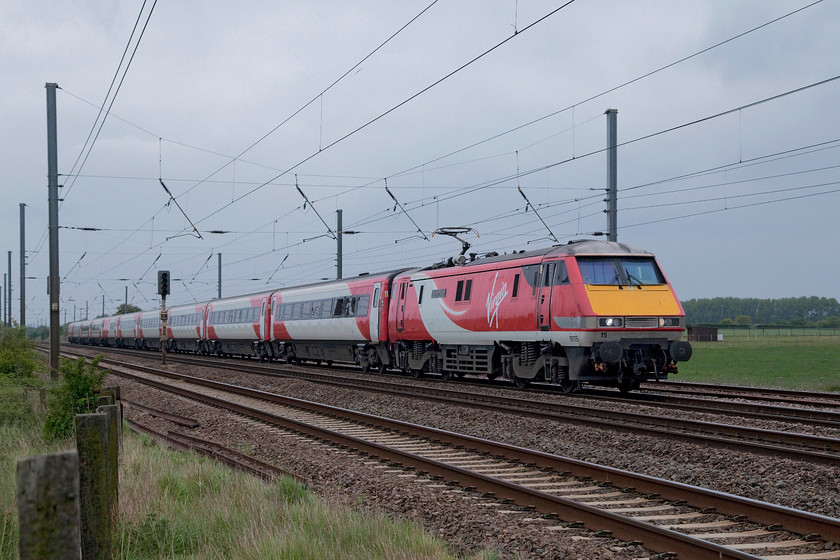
[157,271,169,365]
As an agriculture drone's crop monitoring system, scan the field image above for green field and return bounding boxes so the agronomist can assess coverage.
[677,335,840,391]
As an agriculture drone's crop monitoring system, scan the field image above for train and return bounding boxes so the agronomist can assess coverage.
[67,240,692,392]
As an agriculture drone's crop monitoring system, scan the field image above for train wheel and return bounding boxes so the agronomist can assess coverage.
[440,370,452,382]
[617,379,640,393]
[559,380,580,394]
[410,368,423,379]
[377,362,387,375]
[513,375,529,389]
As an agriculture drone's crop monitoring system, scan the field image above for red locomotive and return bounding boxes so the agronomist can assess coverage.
[68,240,691,392]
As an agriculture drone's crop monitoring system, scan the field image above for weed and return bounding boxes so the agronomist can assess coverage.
[42,355,107,441]
[0,327,38,380]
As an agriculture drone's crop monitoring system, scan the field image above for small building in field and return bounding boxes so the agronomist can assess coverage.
[687,325,719,342]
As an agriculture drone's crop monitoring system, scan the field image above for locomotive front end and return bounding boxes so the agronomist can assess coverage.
[566,250,692,392]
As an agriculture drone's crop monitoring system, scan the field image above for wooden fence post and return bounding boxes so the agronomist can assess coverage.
[96,404,120,531]
[99,388,123,449]
[16,451,81,560]
[103,386,123,428]
[75,413,111,560]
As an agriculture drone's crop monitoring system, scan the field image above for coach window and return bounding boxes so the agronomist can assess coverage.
[455,280,464,302]
[358,294,370,316]
[301,301,311,319]
[344,297,356,317]
[512,274,520,299]
[464,279,472,301]
[417,285,424,305]
[332,298,344,317]
[372,288,379,308]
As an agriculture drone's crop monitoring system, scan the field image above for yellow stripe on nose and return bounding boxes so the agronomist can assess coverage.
[585,285,682,316]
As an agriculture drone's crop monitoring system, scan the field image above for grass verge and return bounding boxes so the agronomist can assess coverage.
[119,430,489,559]
[678,336,840,391]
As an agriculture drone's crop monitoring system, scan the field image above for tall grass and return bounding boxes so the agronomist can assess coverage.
[119,432,489,559]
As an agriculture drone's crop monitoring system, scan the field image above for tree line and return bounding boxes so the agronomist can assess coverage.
[682,296,840,327]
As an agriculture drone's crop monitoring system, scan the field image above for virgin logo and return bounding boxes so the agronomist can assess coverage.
[486,272,508,328]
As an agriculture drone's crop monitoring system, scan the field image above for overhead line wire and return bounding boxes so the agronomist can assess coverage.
[63,1,149,184]
[376,0,824,183]
[58,1,828,295]
[345,74,840,232]
[42,0,823,281]
[182,1,579,231]
[60,0,159,206]
[174,0,442,201]
[624,186,840,230]
[62,1,441,278]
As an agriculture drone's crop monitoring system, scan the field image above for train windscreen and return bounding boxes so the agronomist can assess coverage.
[577,257,665,286]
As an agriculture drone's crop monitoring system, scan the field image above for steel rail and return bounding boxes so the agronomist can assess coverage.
[56,345,840,429]
[67,348,840,466]
[74,344,840,429]
[110,364,764,559]
[580,389,840,427]
[125,417,301,482]
[123,399,199,427]
[93,354,840,549]
[641,380,840,404]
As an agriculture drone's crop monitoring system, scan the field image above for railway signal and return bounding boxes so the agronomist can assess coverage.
[157,270,170,365]
[157,270,170,297]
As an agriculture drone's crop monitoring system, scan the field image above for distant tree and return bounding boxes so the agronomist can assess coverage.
[25,325,50,341]
[683,296,840,325]
[733,315,752,326]
[719,318,734,325]
[817,316,840,328]
[114,304,142,315]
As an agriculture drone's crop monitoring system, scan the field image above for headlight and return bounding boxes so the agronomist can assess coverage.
[599,317,623,327]
[659,317,681,327]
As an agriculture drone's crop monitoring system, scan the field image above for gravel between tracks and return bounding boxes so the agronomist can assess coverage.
[93,350,840,559]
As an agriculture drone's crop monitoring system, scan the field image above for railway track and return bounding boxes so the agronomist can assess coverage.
[61,345,840,430]
[61,347,840,467]
[637,380,840,408]
[76,351,840,560]
[124,415,302,483]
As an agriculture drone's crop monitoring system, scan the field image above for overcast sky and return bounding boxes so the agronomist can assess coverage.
[2,1,839,325]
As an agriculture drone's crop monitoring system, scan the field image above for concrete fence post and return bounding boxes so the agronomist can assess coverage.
[96,404,120,531]
[75,413,111,560]
[16,451,81,559]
